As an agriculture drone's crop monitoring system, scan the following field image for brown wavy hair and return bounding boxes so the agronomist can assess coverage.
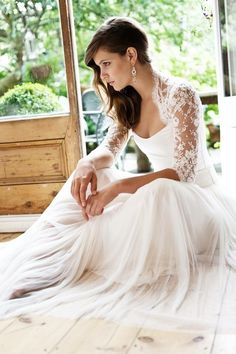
[84,17,151,129]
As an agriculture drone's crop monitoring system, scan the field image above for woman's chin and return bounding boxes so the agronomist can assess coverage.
[115,85,127,92]
[114,87,121,92]
[110,83,128,92]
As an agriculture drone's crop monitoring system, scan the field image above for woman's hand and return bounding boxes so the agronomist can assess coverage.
[71,159,97,220]
[85,182,119,217]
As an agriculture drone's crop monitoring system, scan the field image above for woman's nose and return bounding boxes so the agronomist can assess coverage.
[100,69,108,81]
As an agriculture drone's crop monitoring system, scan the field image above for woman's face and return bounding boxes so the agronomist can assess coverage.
[93,48,133,91]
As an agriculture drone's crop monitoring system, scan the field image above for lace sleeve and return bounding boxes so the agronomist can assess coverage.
[100,123,130,160]
[168,83,201,182]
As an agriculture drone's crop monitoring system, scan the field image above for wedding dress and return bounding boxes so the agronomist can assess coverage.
[0,71,236,332]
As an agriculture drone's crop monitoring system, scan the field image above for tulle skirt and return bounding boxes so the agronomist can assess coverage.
[0,167,236,333]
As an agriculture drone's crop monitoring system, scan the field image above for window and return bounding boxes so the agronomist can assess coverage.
[0,0,68,119]
[219,0,236,96]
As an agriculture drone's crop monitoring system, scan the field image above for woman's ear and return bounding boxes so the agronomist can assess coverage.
[126,47,137,65]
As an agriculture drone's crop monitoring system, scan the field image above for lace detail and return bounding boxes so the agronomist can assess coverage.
[168,83,201,182]
[100,123,130,159]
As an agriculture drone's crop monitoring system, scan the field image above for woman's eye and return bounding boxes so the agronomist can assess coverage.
[103,62,110,67]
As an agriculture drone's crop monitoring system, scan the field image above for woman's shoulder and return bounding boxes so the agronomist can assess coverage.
[155,71,198,105]
[156,72,201,120]
[159,72,196,96]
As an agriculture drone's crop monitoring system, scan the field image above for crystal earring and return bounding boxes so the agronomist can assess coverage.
[131,66,137,83]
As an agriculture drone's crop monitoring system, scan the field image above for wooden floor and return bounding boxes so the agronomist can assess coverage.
[0,233,236,354]
[0,233,21,243]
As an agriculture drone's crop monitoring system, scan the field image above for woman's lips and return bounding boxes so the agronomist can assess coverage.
[109,81,115,85]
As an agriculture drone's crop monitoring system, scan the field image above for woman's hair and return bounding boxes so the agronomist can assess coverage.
[85,17,151,129]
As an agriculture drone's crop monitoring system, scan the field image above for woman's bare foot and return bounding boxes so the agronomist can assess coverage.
[9,282,58,300]
[10,289,29,299]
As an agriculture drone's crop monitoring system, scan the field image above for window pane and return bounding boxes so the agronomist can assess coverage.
[220,0,236,96]
[0,0,69,118]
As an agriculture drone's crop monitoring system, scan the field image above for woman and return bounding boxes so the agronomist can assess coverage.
[0,17,236,331]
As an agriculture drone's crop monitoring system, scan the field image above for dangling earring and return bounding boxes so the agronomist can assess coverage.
[131,66,137,83]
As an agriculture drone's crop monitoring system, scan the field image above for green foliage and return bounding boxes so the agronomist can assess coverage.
[203,104,220,149]
[73,0,216,91]
[85,117,96,134]
[0,1,58,70]
[0,0,218,114]
[22,54,67,96]
[0,71,7,80]
[0,0,67,97]
[203,104,219,124]
[0,82,63,116]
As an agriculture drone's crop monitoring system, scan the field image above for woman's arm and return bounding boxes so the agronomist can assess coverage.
[85,168,179,217]
[78,122,130,169]
[71,123,130,218]
[168,83,201,182]
[116,168,179,194]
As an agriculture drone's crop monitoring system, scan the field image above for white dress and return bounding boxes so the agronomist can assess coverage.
[0,71,236,332]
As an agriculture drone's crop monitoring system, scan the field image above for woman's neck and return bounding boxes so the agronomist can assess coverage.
[131,63,158,101]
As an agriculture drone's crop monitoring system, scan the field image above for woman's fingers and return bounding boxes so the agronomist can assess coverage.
[85,195,92,215]
[80,175,89,207]
[81,207,89,221]
[72,178,82,205]
[71,171,100,220]
[71,175,87,211]
[90,200,100,216]
[72,178,89,220]
[85,196,96,217]
[70,179,74,198]
[90,174,97,195]
[85,195,104,217]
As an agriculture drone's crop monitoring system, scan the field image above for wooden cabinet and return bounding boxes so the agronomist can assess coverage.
[0,0,85,215]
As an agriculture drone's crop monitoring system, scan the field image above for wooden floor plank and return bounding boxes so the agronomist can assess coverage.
[50,318,119,354]
[99,323,142,353]
[0,233,21,242]
[211,269,236,354]
[0,318,16,333]
[0,233,234,354]
[0,315,77,354]
[128,328,214,354]
[127,264,228,354]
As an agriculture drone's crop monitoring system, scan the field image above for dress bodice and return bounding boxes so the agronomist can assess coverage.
[132,124,174,171]
[132,123,217,188]
[101,70,218,187]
